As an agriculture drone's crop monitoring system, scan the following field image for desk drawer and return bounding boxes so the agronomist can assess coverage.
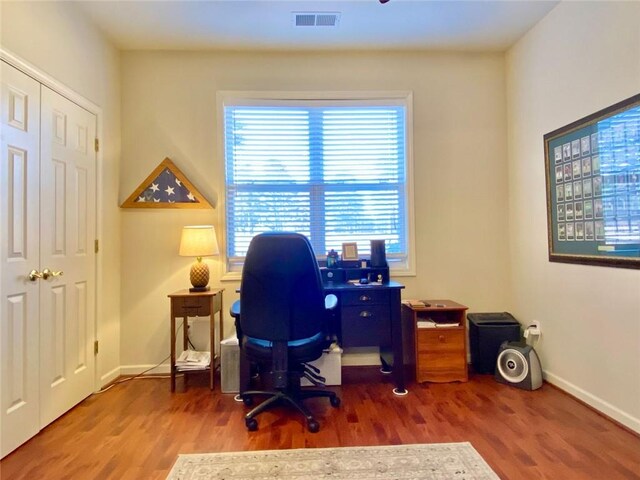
[341,290,389,306]
[416,328,467,382]
[417,328,465,353]
[341,304,390,347]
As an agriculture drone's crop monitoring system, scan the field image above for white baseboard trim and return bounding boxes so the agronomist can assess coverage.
[120,363,171,376]
[99,366,121,387]
[544,370,640,434]
[341,349,381,367]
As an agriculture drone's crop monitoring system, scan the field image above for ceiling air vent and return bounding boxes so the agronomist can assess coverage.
[292,12,341,27]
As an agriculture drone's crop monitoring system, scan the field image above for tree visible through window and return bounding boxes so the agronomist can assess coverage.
[222,96,412,273]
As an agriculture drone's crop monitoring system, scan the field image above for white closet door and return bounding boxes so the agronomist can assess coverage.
[39,86,97,427]
[0,61,42,457]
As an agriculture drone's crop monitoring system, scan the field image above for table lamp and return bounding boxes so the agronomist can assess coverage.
[179,225,219,292]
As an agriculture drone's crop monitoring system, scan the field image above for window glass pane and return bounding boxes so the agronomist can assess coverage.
[323,107,404,184]
[226,107,310,184]
[223,99,410,268]
[324,189,403,254]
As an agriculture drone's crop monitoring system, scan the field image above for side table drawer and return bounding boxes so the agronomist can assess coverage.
[171,296,211,317]
[341,305,390,347]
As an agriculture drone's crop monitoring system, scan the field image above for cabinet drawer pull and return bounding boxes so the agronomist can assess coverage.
[359,295,371,302]
[438,335,445,342]
[359,311,372,318]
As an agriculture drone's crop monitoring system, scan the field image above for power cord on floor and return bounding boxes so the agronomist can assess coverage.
[93,320,186,395]
[93,354,172,394]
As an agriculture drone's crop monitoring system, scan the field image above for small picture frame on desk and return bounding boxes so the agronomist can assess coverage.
[341,242,358,261]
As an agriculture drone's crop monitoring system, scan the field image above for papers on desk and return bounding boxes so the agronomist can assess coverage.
[176,350,211,371]
[417,318,460,328]
[403,299,429,308]
[347,280,383,286]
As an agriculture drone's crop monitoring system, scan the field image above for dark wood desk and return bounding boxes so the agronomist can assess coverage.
[168,289,224,392]
[323,280,407,395]
[235,275,407,395]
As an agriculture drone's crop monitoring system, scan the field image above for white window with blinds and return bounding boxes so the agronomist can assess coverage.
[218,92,415,276]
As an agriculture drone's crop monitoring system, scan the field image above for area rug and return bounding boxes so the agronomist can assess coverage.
[166,442,499,479]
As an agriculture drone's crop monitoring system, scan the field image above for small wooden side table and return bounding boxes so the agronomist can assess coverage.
[168,288,224,392]
[402,299,468,383]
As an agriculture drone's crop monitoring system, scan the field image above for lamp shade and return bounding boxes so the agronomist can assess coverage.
[179,225,219,257]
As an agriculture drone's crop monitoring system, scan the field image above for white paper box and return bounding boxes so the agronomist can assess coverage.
[220,335,240,393]
[301,346,342,386]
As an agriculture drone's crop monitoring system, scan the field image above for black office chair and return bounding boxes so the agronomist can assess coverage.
[232,232,340,433]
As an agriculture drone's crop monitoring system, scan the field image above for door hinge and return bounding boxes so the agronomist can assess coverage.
[95,239,99,253]
[94,138,99,153]
[94,340,99,355]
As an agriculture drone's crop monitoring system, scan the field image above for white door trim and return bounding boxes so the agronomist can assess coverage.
[1,47,104,393]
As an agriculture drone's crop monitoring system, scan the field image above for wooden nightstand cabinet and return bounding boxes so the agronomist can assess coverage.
[402,300,468,383]
[168,289,224,392]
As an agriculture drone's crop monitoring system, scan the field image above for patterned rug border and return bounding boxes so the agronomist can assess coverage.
[167,442,500,479]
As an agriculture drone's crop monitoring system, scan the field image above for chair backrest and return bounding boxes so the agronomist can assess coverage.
[239,232,326,343]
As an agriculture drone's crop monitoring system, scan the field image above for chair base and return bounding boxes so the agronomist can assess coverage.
[242,388,340,433]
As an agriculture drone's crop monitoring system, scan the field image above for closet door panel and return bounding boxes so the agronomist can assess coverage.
[39,87,97,428]
[0,61,41,458]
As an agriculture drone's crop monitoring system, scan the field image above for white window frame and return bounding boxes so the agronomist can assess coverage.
[216,91,416,280]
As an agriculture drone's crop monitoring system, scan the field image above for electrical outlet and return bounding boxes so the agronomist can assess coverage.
[529,320,541,336]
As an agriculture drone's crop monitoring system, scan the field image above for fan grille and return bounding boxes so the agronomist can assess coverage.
[497,348,529,384]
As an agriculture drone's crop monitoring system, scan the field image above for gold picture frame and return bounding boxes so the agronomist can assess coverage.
[341,242,358,260]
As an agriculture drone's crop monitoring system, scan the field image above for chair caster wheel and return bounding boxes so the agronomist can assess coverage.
[242,396,254,407]
[330,396,341,408]
[246,418,258,431]
[307,420,319,433]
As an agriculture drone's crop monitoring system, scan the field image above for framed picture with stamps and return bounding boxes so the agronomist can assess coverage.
[544,93,640,268]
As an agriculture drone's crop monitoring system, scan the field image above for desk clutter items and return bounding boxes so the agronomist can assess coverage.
[402,300,469,383]
[325,239,387,270]
[326,249,339,268]
[402,299,428,308]
[320,265,390,284]
[175,350,211,371]
[370,239,387,267]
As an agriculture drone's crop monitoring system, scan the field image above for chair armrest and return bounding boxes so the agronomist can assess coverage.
[324,294,338,311]
[230,300,241,319]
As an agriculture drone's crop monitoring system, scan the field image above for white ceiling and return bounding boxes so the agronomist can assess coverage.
[75,0,560,52]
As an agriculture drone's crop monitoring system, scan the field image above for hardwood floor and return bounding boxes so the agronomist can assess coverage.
[1,368,638,480]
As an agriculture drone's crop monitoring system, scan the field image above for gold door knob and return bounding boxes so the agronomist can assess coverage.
[42,268,64,280]
[28,269,43,281]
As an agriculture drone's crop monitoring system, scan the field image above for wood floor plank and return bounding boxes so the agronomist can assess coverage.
[1,369,638,479]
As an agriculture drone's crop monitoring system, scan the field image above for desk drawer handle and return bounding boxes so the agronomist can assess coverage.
[439,335,445,342]
[359,295,371,302]
[359,311,372,318]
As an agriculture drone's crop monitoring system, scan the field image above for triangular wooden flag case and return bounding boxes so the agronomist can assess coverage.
[121,158,212,209]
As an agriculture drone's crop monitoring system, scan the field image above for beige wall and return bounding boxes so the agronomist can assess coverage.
[119,50,510,370]
[1,2,122,385]
[506,1,640,432]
